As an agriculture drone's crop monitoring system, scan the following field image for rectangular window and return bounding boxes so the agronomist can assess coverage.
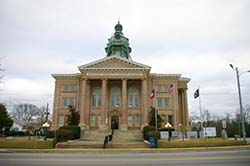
[69,98,75,107]
[128,95,139,107]
[98,115,101,126]
[70,85,76,91]
[135,115,140,126]
[156,86,161,92]
[64,85,69,91]
[128,116,133,127]
[115,95,120,107]
[92,95,102,107]
[111,95,120,107]
[135,95,139,107]
[157,98,169,108]
[163,86,168,92]
[157,98,163,107]
[59,115,64,126]
[97,95,102,107]
[63,98,76,108]
[92,95,96,107]
[63,98,68,108]
[90,115,95,126]
[129,95,133,107]
[111,96,115,107]
[164,99,169,108]
[63,85,76,91]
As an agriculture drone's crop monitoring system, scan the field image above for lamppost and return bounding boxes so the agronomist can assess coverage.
[42,122,50,141]
[165,122,172,141]
[230,64,250,142]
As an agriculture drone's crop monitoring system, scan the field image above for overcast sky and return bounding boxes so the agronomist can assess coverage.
[0,0,249,118]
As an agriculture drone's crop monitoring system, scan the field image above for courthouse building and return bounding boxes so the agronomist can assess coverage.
[51,22,190,131]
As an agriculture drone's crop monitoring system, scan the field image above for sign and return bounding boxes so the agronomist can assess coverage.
[204,127,216,137]
[160,131,169,139]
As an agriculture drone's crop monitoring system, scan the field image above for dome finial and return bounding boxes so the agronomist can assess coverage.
[115,20,122,33]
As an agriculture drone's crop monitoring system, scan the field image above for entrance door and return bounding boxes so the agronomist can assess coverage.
[111,116,119,130]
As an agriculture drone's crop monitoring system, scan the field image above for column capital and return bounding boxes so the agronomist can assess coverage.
[80,77,87,81]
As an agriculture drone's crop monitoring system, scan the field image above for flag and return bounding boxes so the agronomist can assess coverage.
[167,84,174,94]
[194,89,199,99]
[150,89,155,99]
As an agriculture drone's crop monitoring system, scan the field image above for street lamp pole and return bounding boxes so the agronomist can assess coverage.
[230,64,247,142]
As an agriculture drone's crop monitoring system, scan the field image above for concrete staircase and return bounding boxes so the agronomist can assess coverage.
[56,130,148,149]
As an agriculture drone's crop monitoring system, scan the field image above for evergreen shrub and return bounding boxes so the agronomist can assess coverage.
[57,125,80,142]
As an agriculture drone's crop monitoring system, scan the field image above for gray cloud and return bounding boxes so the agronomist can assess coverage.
[0,0,249,117]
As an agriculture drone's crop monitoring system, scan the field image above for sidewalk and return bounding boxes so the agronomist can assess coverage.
[1,145,250,154]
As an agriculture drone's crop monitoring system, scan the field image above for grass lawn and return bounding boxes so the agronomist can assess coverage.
[157,138,247,148]
[0,137,54,149]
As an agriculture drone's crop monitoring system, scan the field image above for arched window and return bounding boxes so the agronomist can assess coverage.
[110,86,121,107]
[92,86,102,107]
[128,86,139,107]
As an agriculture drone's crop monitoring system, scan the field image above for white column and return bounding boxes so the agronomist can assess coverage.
[99,79,107,131]
[51,81,60,130]
[79,79,87,129]
[142,79,148,127]
[121,79,128,130]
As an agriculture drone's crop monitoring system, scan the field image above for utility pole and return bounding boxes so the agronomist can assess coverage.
[235,67,246,142]
[230,64,249,142]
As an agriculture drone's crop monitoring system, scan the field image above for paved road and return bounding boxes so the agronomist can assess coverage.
[0,150,249,166]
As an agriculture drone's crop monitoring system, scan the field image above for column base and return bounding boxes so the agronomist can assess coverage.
[120,124,128,131]
[99,124,108,131]
[79,122,86,130]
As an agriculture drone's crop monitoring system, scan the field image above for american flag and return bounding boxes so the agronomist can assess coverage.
[167,84,174,94]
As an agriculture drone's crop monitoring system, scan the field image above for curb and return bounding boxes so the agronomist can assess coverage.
[1,145,250,154]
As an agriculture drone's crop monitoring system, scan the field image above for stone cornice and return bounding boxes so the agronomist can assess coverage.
[82,68,150,71]
[150,73,182,79]
[78,55,151,71]
[51,73,80,79]
[179,77,191,83]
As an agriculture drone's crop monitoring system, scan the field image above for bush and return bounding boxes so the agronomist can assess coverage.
[147,131,160,141]
[6,131,28,137]
[46,131,54,138]
[57,125,80,142]
[143,125,157,140]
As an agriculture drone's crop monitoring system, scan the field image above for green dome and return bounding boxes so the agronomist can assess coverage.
[105,22,132,60]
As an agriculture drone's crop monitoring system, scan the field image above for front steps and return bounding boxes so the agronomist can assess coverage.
[56,130,148,149]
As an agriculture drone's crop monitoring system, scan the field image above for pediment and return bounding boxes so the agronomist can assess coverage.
[78,55,151,71]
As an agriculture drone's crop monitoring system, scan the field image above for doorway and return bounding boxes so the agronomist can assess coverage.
[111,116,119,130]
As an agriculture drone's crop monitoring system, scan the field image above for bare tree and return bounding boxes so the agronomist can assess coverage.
[11,104,40,122]
[245,105,250,124]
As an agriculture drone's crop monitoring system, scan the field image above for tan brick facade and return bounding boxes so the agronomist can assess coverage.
[51,56,190,131]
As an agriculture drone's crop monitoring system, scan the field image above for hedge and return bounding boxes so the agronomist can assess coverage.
[5,131,30,137]
[57,125,80,142]
[143,125,158,141]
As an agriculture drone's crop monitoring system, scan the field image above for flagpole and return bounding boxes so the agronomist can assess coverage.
[174,85,177,130]
[198,87,207,147]
[155,97,158,132]
[154,87,157,132]
[151,79,157,132]
[198,87,203,133]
